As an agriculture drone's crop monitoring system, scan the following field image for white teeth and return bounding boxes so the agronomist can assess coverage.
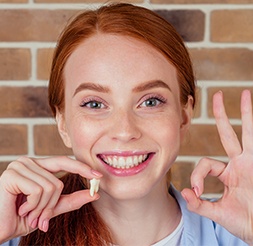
[118,157,125,167]
[133,156,138,166]
[126,156,132,166]
[89,178,100,197]
[101,154,148,169]
[113,157,118,167]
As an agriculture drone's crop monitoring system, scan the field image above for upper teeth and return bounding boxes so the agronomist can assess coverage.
[101,154,148,169]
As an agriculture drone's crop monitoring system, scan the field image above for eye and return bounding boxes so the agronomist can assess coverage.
[80,100,106,109]
[139,96,166,108]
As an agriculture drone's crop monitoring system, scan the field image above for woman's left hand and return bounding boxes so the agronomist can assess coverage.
[182,89,253,245]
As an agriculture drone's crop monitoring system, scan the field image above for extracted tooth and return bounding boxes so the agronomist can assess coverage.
[89,178,100,197]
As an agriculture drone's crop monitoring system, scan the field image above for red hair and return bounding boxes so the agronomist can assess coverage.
[48,2,195,116]
[20,3,196,245]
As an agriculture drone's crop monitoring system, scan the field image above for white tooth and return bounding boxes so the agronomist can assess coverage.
[143,154,147,160]
[107,157,113,165]
[118,157,125,167]
[113,157,118,167]
[133,156,138,165]
[89,178,100,197]
[126,156,133,166]
[138,155,143,163]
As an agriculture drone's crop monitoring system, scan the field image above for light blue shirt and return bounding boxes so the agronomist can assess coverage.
[170,186,247,246]
[1,185,248,246]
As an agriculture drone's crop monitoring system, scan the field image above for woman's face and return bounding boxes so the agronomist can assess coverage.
[57,34,192,200]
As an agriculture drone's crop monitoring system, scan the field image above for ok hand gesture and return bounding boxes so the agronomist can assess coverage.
[182,90,253,245]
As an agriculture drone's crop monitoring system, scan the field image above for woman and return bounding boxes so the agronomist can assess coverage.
[0,3,252,245]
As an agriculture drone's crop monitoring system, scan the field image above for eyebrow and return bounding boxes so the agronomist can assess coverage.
[73,82,110,97]
[132,80,171,93]
[73,79,171,97]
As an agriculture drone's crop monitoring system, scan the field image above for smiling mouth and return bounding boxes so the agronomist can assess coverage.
[98,154,150,169]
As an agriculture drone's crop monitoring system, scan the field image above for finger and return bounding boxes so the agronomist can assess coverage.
[181,188,221,223]
[35,179,64,232]
[37,188,99,232]
[1,168,42,215]
[25,178,64,230]
[33,156,102,179]
[213,91,242,158]
[36,190,97,233]
[241,90,253,151]
[7,161,60,220]
[191,158,226,197]
[52,190,99,218]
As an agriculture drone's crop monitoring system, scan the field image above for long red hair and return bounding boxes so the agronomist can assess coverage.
[20,3,196,245]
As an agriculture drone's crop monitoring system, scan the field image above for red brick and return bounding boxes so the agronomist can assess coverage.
[0,0,27,2]
[171,161,224,193]
[204,175,224,194]
[34,0,142,2]
[151,0,253,3]
[0,162,10,175]
[34,125,73,156]
[155,10,205,42]
[211,10,253,42]
[193,87,201,118]
[0,125,27,155]
[0,9,77,42]
[180,124,242,156]
[0,49,31,80]
[190,48,253,81]
[171,162,194,190]
[37,48,54,80]
[0,87,52,118]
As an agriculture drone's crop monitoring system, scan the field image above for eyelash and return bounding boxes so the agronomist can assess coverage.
[80,97,107,109]
[79,94,167,109]
[139,94,167,108]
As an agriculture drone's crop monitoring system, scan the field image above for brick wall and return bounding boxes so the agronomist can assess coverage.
[1,0,253,196]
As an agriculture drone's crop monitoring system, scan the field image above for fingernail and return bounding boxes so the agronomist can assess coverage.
[192,186,200,197]
[42,219,49,232]
[30,218,38,229]
[91,169,102,177]
[20,211,28,217]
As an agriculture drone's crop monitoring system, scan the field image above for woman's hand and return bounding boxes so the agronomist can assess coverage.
[0,156,102,243]
[182,89,253,244]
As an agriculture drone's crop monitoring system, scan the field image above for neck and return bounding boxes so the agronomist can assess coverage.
[93,182,181,246]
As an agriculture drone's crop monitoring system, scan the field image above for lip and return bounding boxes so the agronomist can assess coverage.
[97,152,155,177]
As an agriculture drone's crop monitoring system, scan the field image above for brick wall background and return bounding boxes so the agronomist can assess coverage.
[0,0,253,196]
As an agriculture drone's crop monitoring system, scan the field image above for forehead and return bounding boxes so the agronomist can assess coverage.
[64,33,179,94]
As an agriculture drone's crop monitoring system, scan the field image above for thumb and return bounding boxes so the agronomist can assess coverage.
[53,190,100,218]
[181,188,220,223]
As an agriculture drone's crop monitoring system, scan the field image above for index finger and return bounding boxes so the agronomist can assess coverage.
[34,156,102,179]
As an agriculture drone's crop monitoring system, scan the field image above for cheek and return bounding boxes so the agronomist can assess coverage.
[152,114,181,141]
[67,118,103,158]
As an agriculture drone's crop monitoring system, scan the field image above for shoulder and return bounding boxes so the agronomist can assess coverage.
[0,237,20,246]
[169,185,247,246]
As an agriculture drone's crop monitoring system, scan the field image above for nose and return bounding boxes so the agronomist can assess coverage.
[109,109,141,143]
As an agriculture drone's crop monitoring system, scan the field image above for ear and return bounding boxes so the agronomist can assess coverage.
[55,108,72,148]
[180,96,193,141]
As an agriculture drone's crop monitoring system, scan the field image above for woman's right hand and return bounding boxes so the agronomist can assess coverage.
[0,156,102,243]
